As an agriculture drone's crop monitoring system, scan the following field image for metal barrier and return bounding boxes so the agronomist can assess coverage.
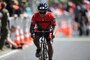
[55,12,73,37]
[9,16,32,46]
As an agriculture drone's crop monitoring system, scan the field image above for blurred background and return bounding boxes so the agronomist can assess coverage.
[0,0,90,60]
[0,0,90,51]
[0,0,90,49]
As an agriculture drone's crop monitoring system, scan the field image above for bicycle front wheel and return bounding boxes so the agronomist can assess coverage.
[39,42,48,60]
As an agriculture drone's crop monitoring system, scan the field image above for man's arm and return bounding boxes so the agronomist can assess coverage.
[30,14,36,34]
[51,18,56,32]
[30,25,35,34]
[50,18,56,39]
[30,20,36,34]
[30,18,36,38]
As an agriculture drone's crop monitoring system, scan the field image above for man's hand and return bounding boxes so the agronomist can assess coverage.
[31,33,35,39]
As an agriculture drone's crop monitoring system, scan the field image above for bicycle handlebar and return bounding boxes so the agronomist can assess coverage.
[34,30,53,33]
[32,30,55,40]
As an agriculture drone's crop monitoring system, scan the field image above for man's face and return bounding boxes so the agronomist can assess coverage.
[39,10,47,14]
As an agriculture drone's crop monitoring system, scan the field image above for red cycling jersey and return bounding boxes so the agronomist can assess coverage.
[31,11,56,30]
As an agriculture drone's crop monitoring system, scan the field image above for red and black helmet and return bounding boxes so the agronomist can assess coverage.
[37,3,48,11]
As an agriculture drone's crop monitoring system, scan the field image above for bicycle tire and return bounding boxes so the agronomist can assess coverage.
[39,41,44,60]
[43,43,48,60]
[39,39,48,60]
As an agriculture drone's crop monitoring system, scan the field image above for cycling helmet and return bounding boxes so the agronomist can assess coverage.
[38,3,48,11]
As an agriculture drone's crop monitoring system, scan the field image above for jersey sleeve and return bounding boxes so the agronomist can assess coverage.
[49,12,55,19]
[49,13,56,26]
[52,18,56,26]
[31,14,36,26]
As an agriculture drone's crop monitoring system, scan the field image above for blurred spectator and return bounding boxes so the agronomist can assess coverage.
[84,0,90,9]
[60,2,69,12]
[0,0,3,11]
[74,2,89,36]
[68,1,76,14]
[0,1,22,50]
[0,2,9,50]
[6,25,23,49]
[0,2,1,10]
[50,3,64,16]
[6,0,21,17]
[20,1,32,17]
[6,35,18,49]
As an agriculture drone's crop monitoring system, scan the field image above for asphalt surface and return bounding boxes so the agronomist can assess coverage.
[0,37,90,60]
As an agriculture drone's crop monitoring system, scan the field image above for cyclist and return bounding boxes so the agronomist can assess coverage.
[74,3,89,36]
[30,3,56,60]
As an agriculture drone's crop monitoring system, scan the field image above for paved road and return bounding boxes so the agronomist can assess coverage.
[0,37,90,60]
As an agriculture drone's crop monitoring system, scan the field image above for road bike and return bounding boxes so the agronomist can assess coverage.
[34,31,53,60]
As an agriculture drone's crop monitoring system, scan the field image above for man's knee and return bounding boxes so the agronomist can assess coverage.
[33,36,39,42]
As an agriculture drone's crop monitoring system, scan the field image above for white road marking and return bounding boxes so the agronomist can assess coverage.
[0,50,19,59]
[0,42,33,59]
[54,37,90,41]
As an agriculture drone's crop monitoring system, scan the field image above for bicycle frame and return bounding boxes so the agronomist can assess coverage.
[34,31,50,60]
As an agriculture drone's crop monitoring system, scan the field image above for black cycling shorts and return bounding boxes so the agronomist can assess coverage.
[35,32,51,42]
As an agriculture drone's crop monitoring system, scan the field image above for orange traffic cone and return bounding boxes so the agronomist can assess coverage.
[24,28,32,44]
[19,28,25,44]
[14,29,21,46]
[61,20,72,37]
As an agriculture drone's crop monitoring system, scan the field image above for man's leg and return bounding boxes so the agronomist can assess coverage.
[78,26,83,36]
[0,29,8,50]
[0,35,7,50]
[46,33,53,60]
[47,41,53,60]
[33,36,40,49]
[33,35,41,57]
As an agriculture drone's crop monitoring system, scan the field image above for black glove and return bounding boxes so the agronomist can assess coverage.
[31,32,35,39]
[31,33,33,38]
